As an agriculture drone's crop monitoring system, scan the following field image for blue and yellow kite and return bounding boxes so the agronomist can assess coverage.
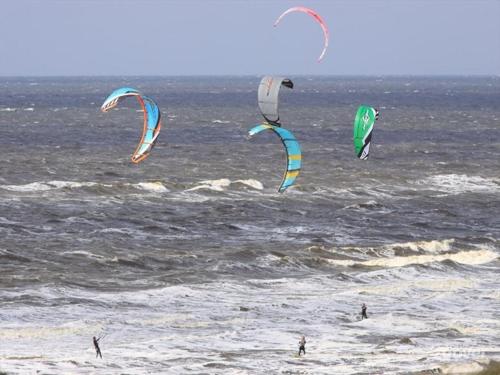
[101,87,161,163]
[248,124,301,193]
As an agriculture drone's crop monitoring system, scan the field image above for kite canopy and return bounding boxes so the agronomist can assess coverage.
[258,76,293,126]
[353,105,379,160]
[248,123,301,193]
[101,87,161,164]
[274,6,330,62]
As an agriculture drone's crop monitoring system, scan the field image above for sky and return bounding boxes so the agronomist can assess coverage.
[1,0,499,76]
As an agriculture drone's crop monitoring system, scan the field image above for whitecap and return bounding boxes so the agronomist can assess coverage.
[233,179,264,190]
[416,174,499,195]
[440,360,486,374]
[135,182,169,193]
[0,181,98,192]
[186,179,231,192]
[386,239,455,254]
[1,182,54,192]
[327,249,498,268]
[186,178,264,192]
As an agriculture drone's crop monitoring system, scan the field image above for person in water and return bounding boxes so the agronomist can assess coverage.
[361,303,368,320]
[93,336,102,359]
[298,335,306,356]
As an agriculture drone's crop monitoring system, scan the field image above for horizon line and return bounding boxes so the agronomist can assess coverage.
[0,74,498,79]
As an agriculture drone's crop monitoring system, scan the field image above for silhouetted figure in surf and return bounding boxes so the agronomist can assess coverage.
[93,336,102,359]
[298,335,306,356]
[361,303,368,320]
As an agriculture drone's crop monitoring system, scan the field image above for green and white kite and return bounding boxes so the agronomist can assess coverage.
[353,105,379,160]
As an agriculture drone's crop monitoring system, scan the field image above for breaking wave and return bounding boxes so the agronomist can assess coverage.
[327,249,498,268]
[186,178,263,192]
[0,181,99,192]
[135,182,169,193]
[415,174,500,195]
[0,180,169,194]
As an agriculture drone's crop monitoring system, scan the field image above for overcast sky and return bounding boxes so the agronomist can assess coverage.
[1,0,499,76]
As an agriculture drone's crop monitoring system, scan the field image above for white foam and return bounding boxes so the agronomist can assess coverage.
[0,323,90,340]
[60,250,108,261]
[187,178,231,192]
[211,119,231,124]
[328,249,498,268]
[2,180,169,194]
[416,174,499,195]
[316,239,456,262]
[99,228,135,235]
[48,181,97,189]
[1,182,52,192]
[0,181,97,192]
[440,360,486,374]
[186,178,263,192]
[0,107,17,112]
[351,278,477,296]
[233,179,264,190]
[386,239,455,254]
[135,182,169,193]
[1,270,499,374]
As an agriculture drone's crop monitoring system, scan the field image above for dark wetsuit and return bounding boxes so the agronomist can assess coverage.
[298,338,306,356]
[93,337,102,359]
[361,305,368,320]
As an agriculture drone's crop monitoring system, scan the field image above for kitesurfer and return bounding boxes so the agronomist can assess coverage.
[361,303,368,320]
[298,335,306,356]
[93,336,102,359]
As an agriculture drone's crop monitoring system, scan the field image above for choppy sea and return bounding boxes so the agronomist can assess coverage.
[0,76,499,374]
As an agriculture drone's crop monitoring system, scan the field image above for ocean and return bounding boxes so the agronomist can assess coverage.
[0,76,499,374]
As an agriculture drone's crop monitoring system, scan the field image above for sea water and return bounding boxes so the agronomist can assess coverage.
[0,76,499,374]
